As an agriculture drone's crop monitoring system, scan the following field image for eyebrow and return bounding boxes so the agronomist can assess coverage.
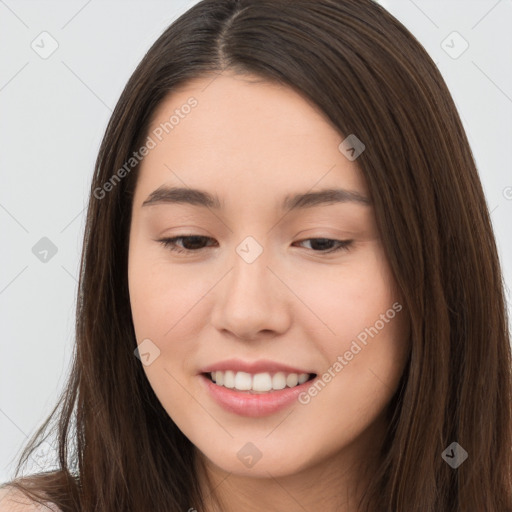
[141,185,371,210]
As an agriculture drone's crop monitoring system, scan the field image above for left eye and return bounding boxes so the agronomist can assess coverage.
[157,235,353,254]
[297,238,353,252]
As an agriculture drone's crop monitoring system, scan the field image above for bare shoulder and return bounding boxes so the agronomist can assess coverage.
[0,486,62,512]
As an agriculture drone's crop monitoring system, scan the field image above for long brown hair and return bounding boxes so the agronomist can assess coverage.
[2,0,511,510]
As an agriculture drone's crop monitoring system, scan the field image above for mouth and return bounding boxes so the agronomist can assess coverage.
[201,370,317,394]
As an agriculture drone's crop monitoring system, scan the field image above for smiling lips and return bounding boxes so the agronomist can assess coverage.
[198,358,317,416]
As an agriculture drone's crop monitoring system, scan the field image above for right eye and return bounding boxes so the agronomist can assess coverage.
[157,235,217,254]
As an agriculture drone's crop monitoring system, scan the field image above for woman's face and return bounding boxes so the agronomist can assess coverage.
[128,71,410,480]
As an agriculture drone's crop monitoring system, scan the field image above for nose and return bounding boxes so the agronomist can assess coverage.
[210,243,292,341]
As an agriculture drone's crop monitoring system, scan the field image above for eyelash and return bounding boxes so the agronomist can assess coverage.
[157,235,353,255]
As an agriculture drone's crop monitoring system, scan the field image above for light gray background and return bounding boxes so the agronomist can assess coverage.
[1,0,511,484]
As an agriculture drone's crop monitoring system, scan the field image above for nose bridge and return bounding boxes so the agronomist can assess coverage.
[228,234,272,302]
[210,233,290,338]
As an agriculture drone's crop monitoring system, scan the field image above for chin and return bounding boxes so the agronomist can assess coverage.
[196,438,319,479]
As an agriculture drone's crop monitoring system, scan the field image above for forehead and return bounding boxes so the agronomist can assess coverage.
[134,72,368,207]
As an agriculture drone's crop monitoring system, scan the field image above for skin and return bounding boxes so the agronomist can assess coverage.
[128,71,411,512]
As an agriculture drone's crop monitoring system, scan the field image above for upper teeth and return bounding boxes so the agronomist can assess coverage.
[211,370,310,392]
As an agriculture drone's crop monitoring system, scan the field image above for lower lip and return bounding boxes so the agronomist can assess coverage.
[200,374,316,417]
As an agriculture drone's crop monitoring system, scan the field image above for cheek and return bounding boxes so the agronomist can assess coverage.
[128,245,201,417]
[128,242,208,341]
[295,244,409,418]
[295,244,401,352]
[128,242,214,405]
[298,248,409,427]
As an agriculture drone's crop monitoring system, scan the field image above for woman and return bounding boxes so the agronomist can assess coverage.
[1,0,511,510]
